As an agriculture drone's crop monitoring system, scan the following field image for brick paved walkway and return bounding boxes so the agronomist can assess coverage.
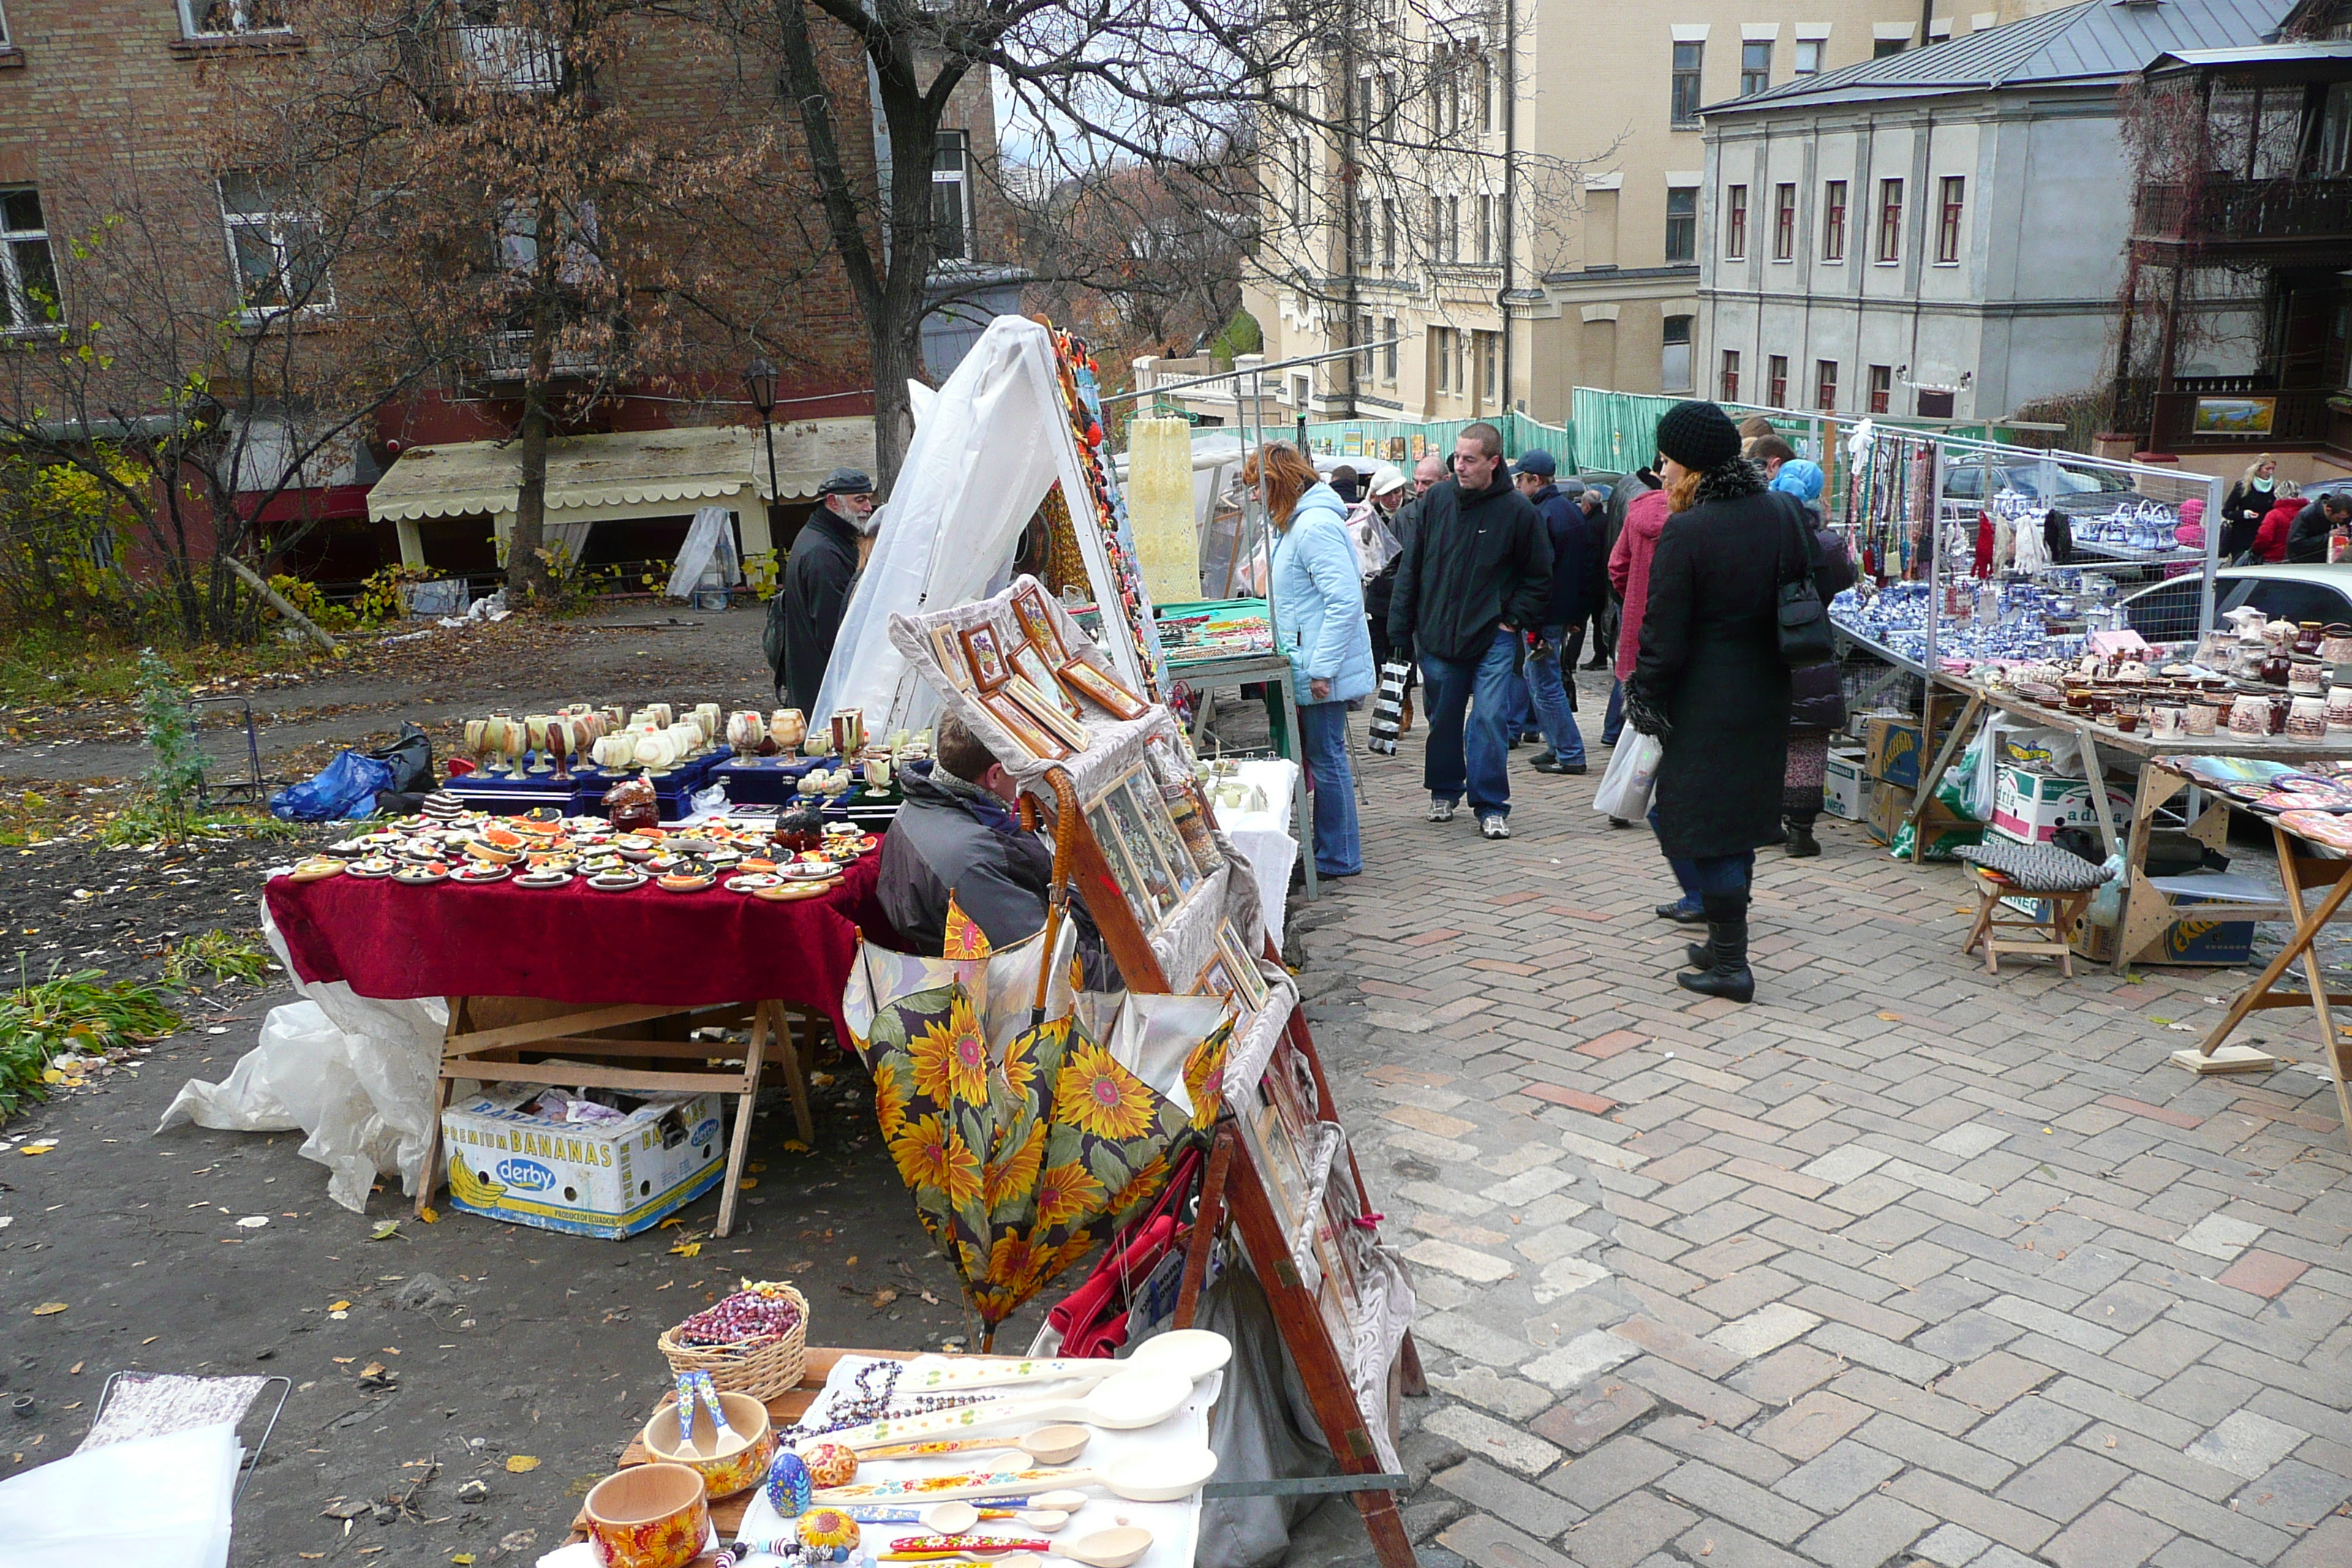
[1280,676,2352,1568]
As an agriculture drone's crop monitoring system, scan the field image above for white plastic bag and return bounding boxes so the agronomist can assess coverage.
[1593,731,1663,818]
[0,1420,240,1567]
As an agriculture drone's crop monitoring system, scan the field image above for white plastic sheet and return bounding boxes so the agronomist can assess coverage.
[0,1420,240,1568]
[663,505,740,598]
[156,900,447,1212]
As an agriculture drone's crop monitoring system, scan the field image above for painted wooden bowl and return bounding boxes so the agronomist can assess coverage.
[581,1461,709,1568]
[640,1390,774,1501]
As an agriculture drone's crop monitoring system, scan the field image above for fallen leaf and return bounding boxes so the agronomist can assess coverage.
[369,1221,401,1241]
[670,1241,701,1259]
[31,1303,66,1316]
[920,1290,939,1305]
[781,1138,810,1153]
[141,1335,157,1345]
[328,1300,350,1312]
[452,1556,475,1565]
[67,1361,82,1375]
[359,1362,385,1378]
[506,1455,540,1473]
[658,1217,685,1230]
[845,1256,858,1267]
[332,1357,355,1364]
[871,1286,899,1308]
[420,1207,438,1224]
[736,1178,756,1191]
[2149,1017,2173,1025]
[1875,1011,1901,1022]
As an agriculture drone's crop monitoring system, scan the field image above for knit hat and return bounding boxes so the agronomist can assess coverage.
[1654,401,1742,472]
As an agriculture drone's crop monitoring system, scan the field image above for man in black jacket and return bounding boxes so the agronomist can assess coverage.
[1512,451,1605,777]
[768,467,875,714]
[876,713,1119,990]
[1388,423,1554,840]
[2285,491,2351,564]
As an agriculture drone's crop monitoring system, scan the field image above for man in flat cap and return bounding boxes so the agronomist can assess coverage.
[768,467,876,714]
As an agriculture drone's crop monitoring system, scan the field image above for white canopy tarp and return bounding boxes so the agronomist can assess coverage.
[815,317,1146,731]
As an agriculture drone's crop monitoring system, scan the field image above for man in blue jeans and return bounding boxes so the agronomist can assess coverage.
[1512,450,1605,776]
[1387,423,1555,840]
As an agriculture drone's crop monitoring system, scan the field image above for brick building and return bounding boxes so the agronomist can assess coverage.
[0,1,1005,586]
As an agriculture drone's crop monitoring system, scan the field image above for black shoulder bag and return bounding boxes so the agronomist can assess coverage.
[1772,494,1837,668]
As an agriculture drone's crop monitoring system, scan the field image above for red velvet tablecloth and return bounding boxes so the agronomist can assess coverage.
[264,854,890,1033]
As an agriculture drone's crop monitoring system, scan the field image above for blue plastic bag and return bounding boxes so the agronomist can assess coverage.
[269,750,396,821]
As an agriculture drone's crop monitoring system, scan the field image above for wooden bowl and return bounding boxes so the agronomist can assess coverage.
[641,1390,774,1501]
[581,1461,709,1568]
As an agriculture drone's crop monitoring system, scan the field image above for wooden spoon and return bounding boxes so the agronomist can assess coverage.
[894,1329,1232,1394]
[831,1368,1191,1453]
[921,1501,981,1534]
[817,1447,1218,1507]
[862,1425,1090,1467]
[1060,1526,1156,1568]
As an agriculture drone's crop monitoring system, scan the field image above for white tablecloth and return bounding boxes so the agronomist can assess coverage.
[1214,758,1298,951]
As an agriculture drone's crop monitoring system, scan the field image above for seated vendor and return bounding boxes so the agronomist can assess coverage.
[878,712,1122,990]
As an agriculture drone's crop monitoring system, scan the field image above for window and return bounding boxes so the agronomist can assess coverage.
[1822,179,1847,261]
[1292,372,1311,410]
[1433,327,1453,393]
[1357,75,1375,136]
[1875,177,1903,263]
[1447,195,1461,261]
[1793,39,1822,76]
[1773,182,1795,260]
[1816,359,1838,410]
[1768,355,1788,407]
[1662,314,1693,392]
[1741,40,1771,96]
[1916,388,1955,417]
[1720,350,1741,402]
[932,130,972,261]
[1381,198,1396,266]
[1672,42,1703,125]
[1874,36,1907,59]
[1665,185,1697,263]
[181,0,290,36]
[1936,175,1965,264]
[1477,52,1493,134]
[0,7,12,47]
[1869,363,1892,414]
[1357,197,1375,267]
[1383,317,1398,382]
[220,174,330,313]
[1725,184,1747,259]
[1289,138,1311,229]
[1381,73,1397,127]
[1480,330,1499,402]
[1357,312,1375,378]
[0,189,56,331]
[1477,195,1492,263]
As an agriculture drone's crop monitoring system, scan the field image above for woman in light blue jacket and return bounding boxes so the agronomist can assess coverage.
[1245,442,1376,878]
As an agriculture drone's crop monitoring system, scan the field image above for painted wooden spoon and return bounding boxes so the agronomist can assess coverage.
[860,1424,1090,1467]
[829,1367,1191,1453]
[815,1447,1218,1507]
[892,1329,1231,1393]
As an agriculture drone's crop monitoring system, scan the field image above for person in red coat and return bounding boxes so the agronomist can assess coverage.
[2254,481,2303,564]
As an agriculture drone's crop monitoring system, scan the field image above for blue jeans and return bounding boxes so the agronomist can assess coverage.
[1420,627,1518,817]
[1602,679,1624,747]
[1524,624,1585,766]
[1297,700,1361,876]
[1650,805,1755,903]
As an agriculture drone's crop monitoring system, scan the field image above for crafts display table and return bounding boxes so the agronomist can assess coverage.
[263,856,886,1236]
[1906,674,2352,970]
[1164,647,1318,901]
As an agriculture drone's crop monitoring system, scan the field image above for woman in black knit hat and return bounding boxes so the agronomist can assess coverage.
[1623,400,1795,1003]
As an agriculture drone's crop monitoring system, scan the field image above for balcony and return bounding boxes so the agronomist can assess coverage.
[2131,176,2352,263]
[399,22,559,116]
[2149,377,2335,451]
[470,329,603,385]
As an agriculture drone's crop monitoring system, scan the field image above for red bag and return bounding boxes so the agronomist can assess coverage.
[1040,1147,1202,1358]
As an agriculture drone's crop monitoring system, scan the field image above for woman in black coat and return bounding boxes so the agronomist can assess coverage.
[1627,402,1793,1003]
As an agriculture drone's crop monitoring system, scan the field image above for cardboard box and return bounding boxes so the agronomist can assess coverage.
[2066,915,2255,968]
[1866,784,1983,856]
[1990,766,2134,845]
[1858,712,1957,790]
[1824,748,1873,821]
[441,1085,725,1239]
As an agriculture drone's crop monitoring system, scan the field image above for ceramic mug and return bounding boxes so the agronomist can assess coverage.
[2291,660,2326,694]
[2152,705,2186,739]
[2290,694,2329,739]
[2187,702,2220,736]
[2228,695,2269,736]
[2329,687,2352,728]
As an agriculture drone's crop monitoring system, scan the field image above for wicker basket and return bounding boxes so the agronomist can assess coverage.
[657,1283,809,1401]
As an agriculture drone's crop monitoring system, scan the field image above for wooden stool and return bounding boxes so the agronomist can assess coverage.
[1954,840,2113,979]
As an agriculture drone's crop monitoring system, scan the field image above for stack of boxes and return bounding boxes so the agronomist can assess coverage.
[1852,712,1980,857]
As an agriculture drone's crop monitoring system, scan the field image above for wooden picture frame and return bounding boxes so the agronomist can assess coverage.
[1012,581,1067,665]
[1123,779,1200,896]
[979,690,1069,761]
[1004,673,1092,753]
[1085,800,1161,930]
[960,623,1011,692]
[1101,783,1181,916]
[929,624,973,691]
[1012,641,1084,723]
[1218,922,1271,1011]
[1056,657,1150,722]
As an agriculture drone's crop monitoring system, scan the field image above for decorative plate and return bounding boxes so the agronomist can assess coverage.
[657,873,715,893]
[514,870,573,889]
[451,863,511,883]
[725,873,782,892]
[589,870,647,891]
[347,857,399,878]
[393,862,452,885]
[753,880,834,902]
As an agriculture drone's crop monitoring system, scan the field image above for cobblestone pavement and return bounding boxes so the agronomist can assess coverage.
[1279,676,2352,1568]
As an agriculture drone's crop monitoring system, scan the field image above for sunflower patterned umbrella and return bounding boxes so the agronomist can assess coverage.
[846,905,1232,1349]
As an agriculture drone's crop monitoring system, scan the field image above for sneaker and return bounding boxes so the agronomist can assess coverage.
[1480,814,1511,840]
[1531,755,1587,775]
[1428,797,1458,823]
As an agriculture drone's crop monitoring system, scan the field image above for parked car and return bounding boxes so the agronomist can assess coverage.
[2117,564,2352,644]
[1944,459,2140,522]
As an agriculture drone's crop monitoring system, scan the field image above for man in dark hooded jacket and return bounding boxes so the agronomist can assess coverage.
[2286,491,2352,564]
[766,467,875,713]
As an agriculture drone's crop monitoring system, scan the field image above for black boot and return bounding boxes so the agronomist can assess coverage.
[1686,938,1714,969]
[1677,894,1754,1003]
[1786,820,1820,858]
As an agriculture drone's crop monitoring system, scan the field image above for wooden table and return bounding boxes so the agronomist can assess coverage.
[412,996,820,1237]
[1905,675,2352,971]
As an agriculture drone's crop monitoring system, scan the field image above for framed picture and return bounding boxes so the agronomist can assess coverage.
[2192,396,2276,437]
[1011,642,1083,723]
[1122,779,1199,894]
[1012,583,1067,664]
[980,690,1068,761]
[1087,802,1160,930]
[1218,922,1271,1011]
[1003,673,1092,753]
[1102,783,1180,916]
[1194,955,1237,1000]
[960,623,1011,691]
[1056,657,1150,721]
[929,624,973,690]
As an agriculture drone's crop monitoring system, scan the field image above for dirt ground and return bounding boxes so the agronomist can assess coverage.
[0,605,1067,1564]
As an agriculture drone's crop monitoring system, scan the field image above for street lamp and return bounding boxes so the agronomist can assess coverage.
[743,356,780,519]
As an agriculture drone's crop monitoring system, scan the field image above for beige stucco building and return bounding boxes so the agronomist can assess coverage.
[1205,1,2089,437]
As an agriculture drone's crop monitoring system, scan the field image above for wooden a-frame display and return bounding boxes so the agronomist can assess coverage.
[1022,765,1428,1568]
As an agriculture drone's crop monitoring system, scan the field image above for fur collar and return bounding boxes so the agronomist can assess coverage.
[1695,457,1768,506]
